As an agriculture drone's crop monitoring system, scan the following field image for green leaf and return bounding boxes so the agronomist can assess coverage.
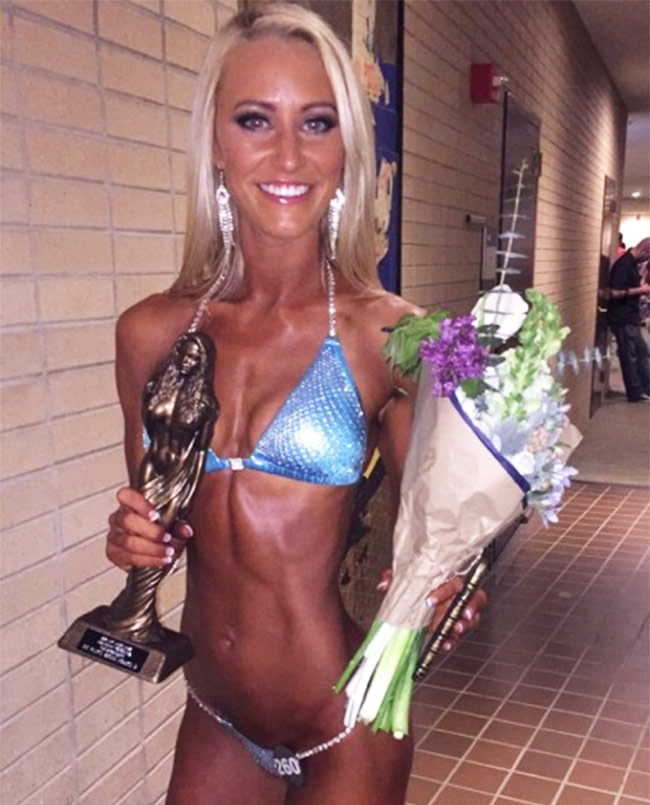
[382,311,449,379]
[460,377,484,398]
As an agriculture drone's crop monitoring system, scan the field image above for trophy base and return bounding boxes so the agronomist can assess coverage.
[58,606,194,683]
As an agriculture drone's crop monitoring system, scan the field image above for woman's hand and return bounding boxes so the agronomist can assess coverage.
[106,486,192,571]
[377,570,486,651]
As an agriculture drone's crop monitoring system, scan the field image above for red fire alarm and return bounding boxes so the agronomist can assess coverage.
[470,63,505,104]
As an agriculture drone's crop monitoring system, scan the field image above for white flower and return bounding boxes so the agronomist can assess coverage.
[472,285,529,340]
[510,450,536,476]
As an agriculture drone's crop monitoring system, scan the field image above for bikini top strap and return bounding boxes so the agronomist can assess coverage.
[188,296,210,333]
[187,268,227,333]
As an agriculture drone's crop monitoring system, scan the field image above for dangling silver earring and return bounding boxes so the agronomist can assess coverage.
[327,188,345,261]
[215,170,234,257]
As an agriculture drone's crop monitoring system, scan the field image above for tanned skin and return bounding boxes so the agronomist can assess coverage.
[107,36,484,805]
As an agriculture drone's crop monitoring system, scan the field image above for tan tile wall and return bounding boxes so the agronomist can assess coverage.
[0,2,237,803]
[0,0,627,802]
[401,0,627,432]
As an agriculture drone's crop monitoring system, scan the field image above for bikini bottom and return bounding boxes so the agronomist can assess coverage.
[186,684,354,786]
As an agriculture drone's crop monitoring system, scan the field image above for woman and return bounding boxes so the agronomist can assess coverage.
[107,5,484,803]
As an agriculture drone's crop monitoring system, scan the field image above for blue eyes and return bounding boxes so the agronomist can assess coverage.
[233,113,337,134]
[234,113,268,131]
[305,116,337,134]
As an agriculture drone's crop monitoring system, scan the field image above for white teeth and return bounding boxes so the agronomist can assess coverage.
[260,183,309,198]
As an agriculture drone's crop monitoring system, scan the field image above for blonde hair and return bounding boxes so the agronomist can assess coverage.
[171,2,379,300]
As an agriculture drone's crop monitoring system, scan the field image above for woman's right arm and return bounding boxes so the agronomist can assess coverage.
[106,296,192,571]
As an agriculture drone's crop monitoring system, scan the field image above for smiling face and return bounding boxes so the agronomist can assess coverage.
[214,35,344,251]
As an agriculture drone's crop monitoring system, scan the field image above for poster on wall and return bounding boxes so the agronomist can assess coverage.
[303,0,404,293]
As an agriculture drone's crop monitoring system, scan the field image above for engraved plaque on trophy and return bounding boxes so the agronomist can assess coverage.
[58,332,218,683]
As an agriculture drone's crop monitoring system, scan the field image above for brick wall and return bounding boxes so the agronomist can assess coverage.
[0,3,235,803]
[401,1,627,433]
[0,1,628,803]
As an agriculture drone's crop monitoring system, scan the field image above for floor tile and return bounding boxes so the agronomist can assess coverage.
[623,771,650,799]
[411,702,445,727]
[590,718,644,745]
[435,711,488,737]
[554,785,616,805]
[632,747,650,772]
[465,740,522,769]
[431,785,492,805]
[453,693,502,717]
[515,749,573,779]
[405,775,439,805]
[578,737,635,768]
[419,730,473,758]
[600,700,649,725]
[530,729,584,757]
[508,685,558,708]
[448,760,508,793]
[500,772,560,804]
[567,759,626,790]
[482,721,535,747]
[495,701,547,727]
[413,685,461,709]
[541,710,594,735]
[411,751,457,782]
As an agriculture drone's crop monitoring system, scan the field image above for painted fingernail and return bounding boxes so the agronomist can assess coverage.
[376,580,389,591]
[425,595,438,608]
[162,533,173,543]
[181,524,194,540]
[455,622,465,634]
[148,510,161,523]
[443,641,453,651]
[163,555,173,565]
[463,607,473,620]
[164,547,175,558]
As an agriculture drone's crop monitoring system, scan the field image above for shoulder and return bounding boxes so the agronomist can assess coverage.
[117,292,195,347]
[363,289,424,323]
[345,289,425,363]
[116,292,197,383]
[337,286,424,402]
[340,287,424,343]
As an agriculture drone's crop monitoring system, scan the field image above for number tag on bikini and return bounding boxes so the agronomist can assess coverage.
[273,745,304,787]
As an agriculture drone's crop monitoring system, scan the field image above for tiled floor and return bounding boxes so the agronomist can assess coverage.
[407,482,650,805]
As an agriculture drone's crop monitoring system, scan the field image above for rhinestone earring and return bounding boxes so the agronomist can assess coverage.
[327,188,345,261]
[215,170,234,256]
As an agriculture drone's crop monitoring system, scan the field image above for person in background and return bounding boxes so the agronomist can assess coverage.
[616,232,626,258]
[607,237,650,402]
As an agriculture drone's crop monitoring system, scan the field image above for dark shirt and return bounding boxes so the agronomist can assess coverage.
[608,250,640,327]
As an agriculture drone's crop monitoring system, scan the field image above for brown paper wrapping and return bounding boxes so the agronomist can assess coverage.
[377,371,526,629]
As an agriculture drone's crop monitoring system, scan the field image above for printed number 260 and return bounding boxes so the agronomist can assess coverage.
[275,757,301,776]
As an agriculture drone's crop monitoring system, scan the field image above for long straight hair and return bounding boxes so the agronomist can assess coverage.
[170,2,380,300]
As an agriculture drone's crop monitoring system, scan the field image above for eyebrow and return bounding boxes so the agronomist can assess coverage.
[233,100,338,113]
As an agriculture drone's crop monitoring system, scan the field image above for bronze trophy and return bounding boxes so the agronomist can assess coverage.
[58,332,218,683]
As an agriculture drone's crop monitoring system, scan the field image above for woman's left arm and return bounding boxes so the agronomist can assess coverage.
[377,382,486,650]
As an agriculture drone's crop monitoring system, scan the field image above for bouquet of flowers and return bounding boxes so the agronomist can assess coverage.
[335,284,578,738]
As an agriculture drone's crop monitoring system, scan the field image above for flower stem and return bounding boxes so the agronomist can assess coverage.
[334,619,382,693]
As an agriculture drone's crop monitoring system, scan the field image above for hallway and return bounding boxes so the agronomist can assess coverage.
[406,481,649,805]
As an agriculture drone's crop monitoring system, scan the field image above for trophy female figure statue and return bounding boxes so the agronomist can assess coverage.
[59,331,218,682]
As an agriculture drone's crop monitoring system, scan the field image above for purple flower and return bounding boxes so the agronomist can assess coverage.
[420,315,489,397]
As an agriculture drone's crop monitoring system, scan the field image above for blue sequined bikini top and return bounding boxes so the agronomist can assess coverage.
[200,266,367,486]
